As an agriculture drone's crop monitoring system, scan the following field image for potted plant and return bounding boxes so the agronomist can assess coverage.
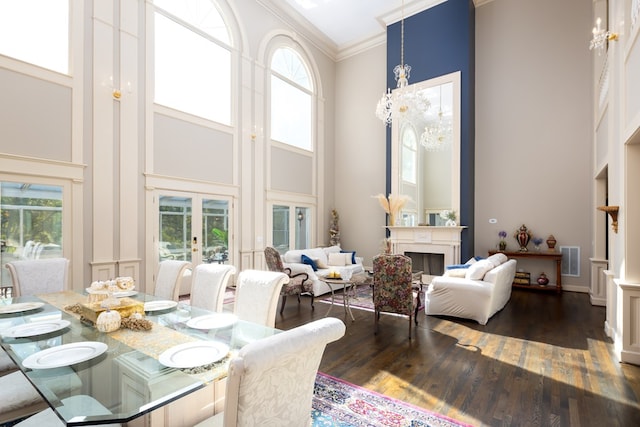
[498,230,507,251]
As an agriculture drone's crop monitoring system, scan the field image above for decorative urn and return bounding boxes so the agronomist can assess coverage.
[514,224,532,252]
[537,272,549,286]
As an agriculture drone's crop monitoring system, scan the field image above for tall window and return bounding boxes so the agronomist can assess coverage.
[272,205,310,253]
[270,47,312,151]
[0,0,69,74]
[154,0,231,124]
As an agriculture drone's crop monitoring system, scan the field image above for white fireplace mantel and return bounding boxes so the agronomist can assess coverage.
[387,226,465,267]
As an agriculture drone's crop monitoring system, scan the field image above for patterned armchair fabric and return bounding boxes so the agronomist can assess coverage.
[373,254,419,337]
[264,246,314,314]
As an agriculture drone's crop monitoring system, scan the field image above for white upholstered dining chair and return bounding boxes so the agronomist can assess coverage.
[5,258,69,297]
[189,264,236,312]
[13,394,121,427]
[1,257,72,423]
[193,317,346,427]
[0,368,83,425]
[154,260,192,301]
[233,270,288,328]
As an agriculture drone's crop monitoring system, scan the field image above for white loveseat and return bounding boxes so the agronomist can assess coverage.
[424,253,517,325]
[282,246,364,296]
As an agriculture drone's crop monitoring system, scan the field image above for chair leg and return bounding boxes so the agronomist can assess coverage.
[374,309,379,334]
[310,293,315,310]
[279,295,287,314]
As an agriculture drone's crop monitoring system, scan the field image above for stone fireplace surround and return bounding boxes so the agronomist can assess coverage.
[387,226,465,273]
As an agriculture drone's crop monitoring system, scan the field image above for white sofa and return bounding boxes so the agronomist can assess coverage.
[424,253,517,325]
[282,246,364,296]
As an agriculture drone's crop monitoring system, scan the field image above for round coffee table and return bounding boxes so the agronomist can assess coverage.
[322,278,356,321]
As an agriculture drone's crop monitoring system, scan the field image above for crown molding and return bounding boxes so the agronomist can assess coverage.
[257,0,338,61]
[474,0,497,7]
[336,32,387,62]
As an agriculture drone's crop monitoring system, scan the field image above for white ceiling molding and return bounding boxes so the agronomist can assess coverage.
[257,0,339,61]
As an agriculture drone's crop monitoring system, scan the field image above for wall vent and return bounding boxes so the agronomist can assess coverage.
[560,246,580,277]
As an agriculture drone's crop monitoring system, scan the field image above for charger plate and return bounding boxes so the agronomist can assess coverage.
[0,302,45,314]
[2,319,70,338]
[22,341,108,369]
[159,341,229,369]
[186,313,237,330]
[144,300,178,312]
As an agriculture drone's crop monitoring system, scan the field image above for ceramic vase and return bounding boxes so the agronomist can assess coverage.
[546,235,557,251]
[515,224,531,252]
[537,272,549,286]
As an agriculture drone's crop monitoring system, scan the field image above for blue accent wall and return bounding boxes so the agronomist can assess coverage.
[386,0,475,261]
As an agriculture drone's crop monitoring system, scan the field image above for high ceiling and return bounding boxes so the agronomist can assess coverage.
[271,0,491,53]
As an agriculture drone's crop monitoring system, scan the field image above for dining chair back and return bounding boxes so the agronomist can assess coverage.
[154,260,192,301]
[233,269,288,327]
[264,246,314,314]
[190,264,236,312]
[193,317,346,427]
[5,258,69,297]
[372,253,419,337]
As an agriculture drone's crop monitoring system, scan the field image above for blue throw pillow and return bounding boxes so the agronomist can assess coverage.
[301,254,318,271]
[340,250,356,264]
[446,264,469,270]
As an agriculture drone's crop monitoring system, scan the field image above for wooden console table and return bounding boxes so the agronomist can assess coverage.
[489,250,563,294]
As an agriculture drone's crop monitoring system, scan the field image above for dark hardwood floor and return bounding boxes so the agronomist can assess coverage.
[275,289,640,427]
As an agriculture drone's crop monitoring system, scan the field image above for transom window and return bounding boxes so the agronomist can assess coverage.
[270,47,313,151]
[154,0,231,124]
[0,0,69,74]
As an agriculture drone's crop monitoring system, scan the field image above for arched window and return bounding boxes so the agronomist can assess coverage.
[401,124,418,185]
[0,0,69,74]
[270,47,313,151]
[154,0,231,124]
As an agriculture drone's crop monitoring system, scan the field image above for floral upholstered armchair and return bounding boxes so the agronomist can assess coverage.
[372,253,419,337]
[264,246,314,314]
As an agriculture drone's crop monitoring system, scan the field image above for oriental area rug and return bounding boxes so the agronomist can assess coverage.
[312,372,471,427]
[316,284,425,314]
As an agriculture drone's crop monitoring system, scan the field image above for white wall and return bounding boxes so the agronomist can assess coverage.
[334,44,387,267]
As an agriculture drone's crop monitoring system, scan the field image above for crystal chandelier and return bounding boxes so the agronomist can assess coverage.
[589,17,618,53]
[375,0,428,126]
[420,86,452,152]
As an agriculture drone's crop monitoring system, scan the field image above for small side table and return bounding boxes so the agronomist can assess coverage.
[323,278,356,321]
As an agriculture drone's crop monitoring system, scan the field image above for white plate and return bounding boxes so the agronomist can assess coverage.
[86,288,137,298]
[144,300,178,312]
[2,320,70,338]
[0,302,45,315]
[186,313,237,330]
[159,341,229,369]
[22,341,108,369]
[112,290,138,298]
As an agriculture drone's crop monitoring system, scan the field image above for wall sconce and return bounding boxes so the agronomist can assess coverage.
[108,77,133,100]
[589,17,618,53]
[297,211,304,223]
[597,205,619,233]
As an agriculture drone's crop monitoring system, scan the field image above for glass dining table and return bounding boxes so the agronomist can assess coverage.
[0,290,278,426]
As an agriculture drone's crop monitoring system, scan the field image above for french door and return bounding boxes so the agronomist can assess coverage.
[157,193,232,267]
